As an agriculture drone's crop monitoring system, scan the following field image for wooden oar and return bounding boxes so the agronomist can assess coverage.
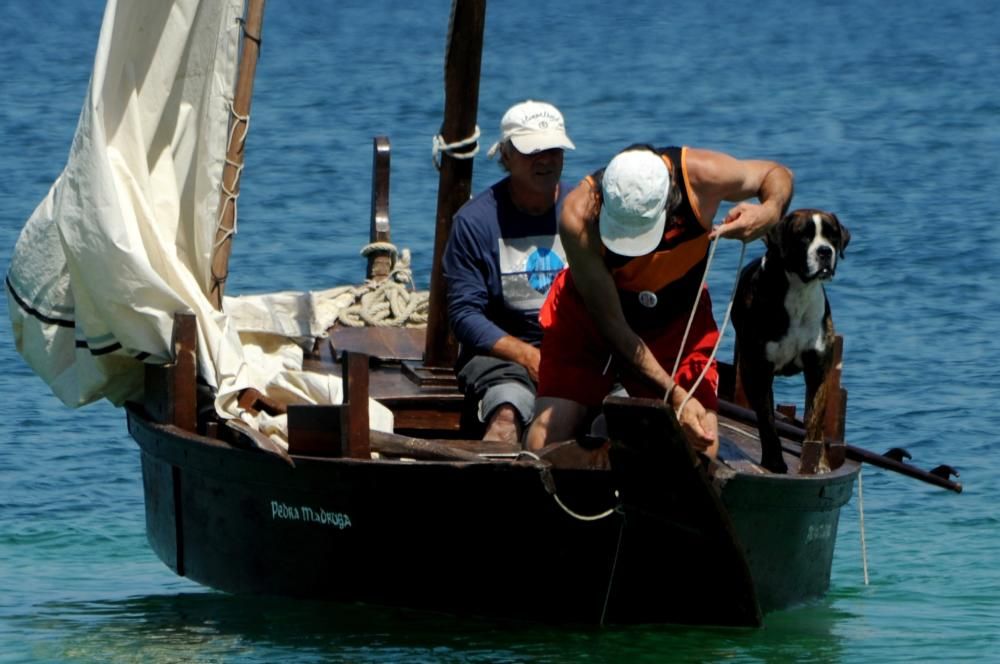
[718,401,963,493]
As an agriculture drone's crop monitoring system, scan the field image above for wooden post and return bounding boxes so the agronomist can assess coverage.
[209,0,267,310]
[423,0,487,367]
[285,352,371,458]
[367,136,393,281]
[144,311,198,432]
[822,335,847,469]
[340,351,371,458]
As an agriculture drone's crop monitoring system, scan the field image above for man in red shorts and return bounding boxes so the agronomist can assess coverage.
[525,144,794,457]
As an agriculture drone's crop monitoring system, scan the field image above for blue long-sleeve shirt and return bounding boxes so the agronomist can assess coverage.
[442,177,570,366]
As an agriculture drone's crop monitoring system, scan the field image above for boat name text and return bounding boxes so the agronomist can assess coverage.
[270,500,352,529]
[806,523,833,543]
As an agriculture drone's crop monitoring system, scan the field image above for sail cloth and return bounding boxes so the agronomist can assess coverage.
[5,0,393,443]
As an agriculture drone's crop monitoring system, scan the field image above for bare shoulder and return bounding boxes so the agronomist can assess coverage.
[683,147,743,187]
[560,179,601,237]
[684,147,788,199]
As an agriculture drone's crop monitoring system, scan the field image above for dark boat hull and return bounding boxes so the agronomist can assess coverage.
[128,401,857,627]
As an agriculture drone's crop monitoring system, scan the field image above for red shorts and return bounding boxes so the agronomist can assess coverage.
[537,270,720,410]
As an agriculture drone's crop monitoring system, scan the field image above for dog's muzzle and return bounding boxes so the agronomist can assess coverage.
[810,245,837,280]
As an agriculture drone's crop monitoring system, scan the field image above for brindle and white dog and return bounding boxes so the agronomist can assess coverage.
[732,209,851,474]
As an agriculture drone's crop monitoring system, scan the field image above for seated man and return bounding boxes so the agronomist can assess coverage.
[526,143,793,455]
[442,100,575,443]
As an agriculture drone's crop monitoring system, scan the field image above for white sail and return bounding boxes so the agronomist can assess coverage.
[5,0,393,443]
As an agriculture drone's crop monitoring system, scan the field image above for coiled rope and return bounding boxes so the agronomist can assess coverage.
[333,243,430,328]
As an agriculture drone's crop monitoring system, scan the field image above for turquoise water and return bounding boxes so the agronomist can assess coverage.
[2,0,999,661]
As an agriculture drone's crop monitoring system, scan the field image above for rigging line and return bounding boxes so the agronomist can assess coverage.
[676,241,747,417]
[671,236,720,379]
[237,17,262,47]
[600,514,626,627]
[858,470,870,585]
[227,100,251,147]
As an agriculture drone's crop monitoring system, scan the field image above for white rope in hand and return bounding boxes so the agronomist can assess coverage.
[669,238,747,418]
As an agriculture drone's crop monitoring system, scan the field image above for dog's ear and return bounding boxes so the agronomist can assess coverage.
[832,213,851,258]
[761,215,788,251]
[764,214,790,255]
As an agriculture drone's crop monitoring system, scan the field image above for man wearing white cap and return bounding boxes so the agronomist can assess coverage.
[525,143,793,456]
[442,100,575,444]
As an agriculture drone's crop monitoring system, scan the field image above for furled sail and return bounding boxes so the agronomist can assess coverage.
[5,0,392,442]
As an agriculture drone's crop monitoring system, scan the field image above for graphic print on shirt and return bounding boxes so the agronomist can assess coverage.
[498,234,566,311]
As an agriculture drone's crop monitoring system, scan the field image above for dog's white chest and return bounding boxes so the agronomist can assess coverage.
[765,276,828,372]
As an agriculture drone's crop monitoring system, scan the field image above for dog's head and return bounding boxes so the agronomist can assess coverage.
[765,209,850,281]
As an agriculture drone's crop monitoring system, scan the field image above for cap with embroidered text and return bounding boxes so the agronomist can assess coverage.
[487,100,575,158]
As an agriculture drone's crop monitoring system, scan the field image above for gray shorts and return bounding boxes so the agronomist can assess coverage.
[456,355,536,426]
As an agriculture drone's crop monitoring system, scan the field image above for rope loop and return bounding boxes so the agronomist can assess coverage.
[432,125,481,170]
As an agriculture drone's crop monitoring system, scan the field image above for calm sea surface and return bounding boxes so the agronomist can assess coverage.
[2,0,999,661]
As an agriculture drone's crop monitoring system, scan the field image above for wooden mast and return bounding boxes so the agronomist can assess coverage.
[209,0,267,310]
[423,0,487,367]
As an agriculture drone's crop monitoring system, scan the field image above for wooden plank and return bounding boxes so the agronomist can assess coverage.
[369,430,481,461]
[341,351,371,458]
[286,404,345,456]
[402,360,458,389]
[328,326,425,362]
[287,353,371,458]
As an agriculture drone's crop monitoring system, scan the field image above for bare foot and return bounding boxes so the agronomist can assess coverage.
[483,404,522,445]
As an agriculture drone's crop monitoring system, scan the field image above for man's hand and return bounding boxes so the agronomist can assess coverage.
[669,387,715,451]
[491,336,541,382]
[709,201,776,243]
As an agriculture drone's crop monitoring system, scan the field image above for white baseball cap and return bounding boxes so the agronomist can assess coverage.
[487,100,575,158]
[599,149,672,257]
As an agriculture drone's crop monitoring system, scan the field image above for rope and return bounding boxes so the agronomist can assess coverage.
[432,125,481,169]
[522,450,621,522]
[858,470,870,585]
[670,239,747,417]
[334,245,429,328]
[600,517,626,626]
[552,493,619,522]
[211,101,251,286]
[361,241,399,263]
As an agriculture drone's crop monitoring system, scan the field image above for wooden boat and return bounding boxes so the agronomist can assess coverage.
[123,0,858,627]
[11,0,961,629]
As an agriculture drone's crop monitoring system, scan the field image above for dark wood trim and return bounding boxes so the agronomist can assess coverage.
[424,0,486,367]
[367,136,393,281]
[143,311,198,432]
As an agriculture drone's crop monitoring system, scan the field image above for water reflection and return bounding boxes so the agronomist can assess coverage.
[14,591,857,663]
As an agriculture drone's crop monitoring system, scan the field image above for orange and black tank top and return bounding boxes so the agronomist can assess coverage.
[587,146,710,329]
